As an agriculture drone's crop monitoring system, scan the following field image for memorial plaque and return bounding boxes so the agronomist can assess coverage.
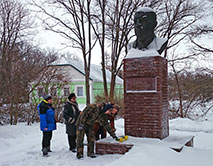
[126,76,157,93]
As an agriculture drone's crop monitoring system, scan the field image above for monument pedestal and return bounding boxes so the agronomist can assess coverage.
[124,55,169,139]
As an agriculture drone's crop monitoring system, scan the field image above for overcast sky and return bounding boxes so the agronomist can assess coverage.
[24,0,102,65]
[25,0,213,69]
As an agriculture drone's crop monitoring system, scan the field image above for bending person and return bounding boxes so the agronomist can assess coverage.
[76,103,120,159]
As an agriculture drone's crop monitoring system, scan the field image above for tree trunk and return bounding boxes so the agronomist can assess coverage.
[85,72,90,105]
[102,62,109,102]
[84,61,90,105]
[109,72,116,103]
[85,0,92,105]
[101,0,108,102]
[10,108,13,125]
[14,104,18,125]
[172,64,184,118]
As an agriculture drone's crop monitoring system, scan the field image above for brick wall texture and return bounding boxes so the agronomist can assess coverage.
[96,142,133,155]
[124,56,169,139]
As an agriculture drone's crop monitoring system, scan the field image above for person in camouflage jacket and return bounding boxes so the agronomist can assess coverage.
[76,103,120,159]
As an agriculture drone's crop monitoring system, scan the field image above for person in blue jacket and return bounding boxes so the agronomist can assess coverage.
[37,94,56,156]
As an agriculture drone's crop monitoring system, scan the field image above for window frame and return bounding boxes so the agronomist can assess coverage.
[37,86,44,98]
[75,85,84,98]
[63,86,70,97]
[50,87,57,97]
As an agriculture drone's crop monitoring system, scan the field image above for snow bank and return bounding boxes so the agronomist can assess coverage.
[1,117,213,166]
[170,117,213,133]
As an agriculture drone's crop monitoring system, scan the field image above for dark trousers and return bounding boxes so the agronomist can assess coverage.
[95,126,106,140]
[77,126,95,156]
[68,135,76,150]
[42,131,52,149]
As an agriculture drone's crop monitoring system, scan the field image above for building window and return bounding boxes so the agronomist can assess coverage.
[76,86,84,97]
[37,87,44,97]
[50,87,57,97]
[64,87,70,96]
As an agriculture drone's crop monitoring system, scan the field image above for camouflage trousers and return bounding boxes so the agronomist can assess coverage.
[76,125,95,157]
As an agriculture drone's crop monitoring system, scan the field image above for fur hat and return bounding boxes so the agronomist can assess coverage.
[43,94,52,101]
[68,93,76,101]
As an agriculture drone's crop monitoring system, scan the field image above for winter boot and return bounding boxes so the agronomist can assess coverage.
[42,148,48,156]
[47,146,52,152]
[77,152,83,159]
[88,153,97,158]
[70,148,77,153]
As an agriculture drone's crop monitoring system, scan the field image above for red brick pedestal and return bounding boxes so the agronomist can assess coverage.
[124,56,169,139]
[96,141,133,155]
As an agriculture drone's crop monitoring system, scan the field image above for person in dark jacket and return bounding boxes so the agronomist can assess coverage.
[63,93,81,152]
[37,94,56,156]
[76,103,120,159]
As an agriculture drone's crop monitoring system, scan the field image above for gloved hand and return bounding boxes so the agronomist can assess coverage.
[123,135,128,141]
[114,136,123,142]
[78,124,84,130]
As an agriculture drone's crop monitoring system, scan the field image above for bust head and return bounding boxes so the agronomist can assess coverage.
[127,7,168,58]
[133,7,157,49]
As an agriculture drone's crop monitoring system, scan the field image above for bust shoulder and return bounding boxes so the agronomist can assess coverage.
[147,37,168,54]
[128,37,167,55]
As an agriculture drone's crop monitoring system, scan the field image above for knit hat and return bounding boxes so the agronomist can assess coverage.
[43,94,52,101]
[68,93,76,101]
[102,104,113,113]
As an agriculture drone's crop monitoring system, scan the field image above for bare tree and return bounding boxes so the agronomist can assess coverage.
[12,46,58,125]
[156,0,205,58]
[91,0,109,102]
[27,60,69,125]
[24,50,82,125]
[188,0,213,54]
[152,0,213,119]
[92,0,204,103]
[32,0,98,105]
[30,0,210,106]
[0,0,31,98]
[170,61,185,118]
[168,66,213,119]
[0,0,36,124]
[91,0,161,103]
[189,25,213,56]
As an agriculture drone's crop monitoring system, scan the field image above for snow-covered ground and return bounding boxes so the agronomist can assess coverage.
[1,116,213,166]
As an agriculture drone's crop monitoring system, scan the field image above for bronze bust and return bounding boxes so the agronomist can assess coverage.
[130,7,167,55]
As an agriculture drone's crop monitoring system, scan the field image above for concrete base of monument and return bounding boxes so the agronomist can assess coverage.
[162,134,194,152]
[95,134,194,155]
[95,137,134,155]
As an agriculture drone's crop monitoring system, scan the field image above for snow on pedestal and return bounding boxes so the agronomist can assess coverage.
[124,48,169,139]
[162,134,194,152]
[125,49,160,59]
[95,134,194,155]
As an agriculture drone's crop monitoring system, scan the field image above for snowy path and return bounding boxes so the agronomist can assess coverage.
[1,118,213,166]
[0,123,122,166]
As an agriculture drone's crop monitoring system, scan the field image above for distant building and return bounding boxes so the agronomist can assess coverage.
[30,58,123,109]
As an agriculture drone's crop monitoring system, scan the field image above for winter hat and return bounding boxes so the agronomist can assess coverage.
[102,104,113,113]
[68,93,76,101]
[112,104,120,111]
[43,94,52,101]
